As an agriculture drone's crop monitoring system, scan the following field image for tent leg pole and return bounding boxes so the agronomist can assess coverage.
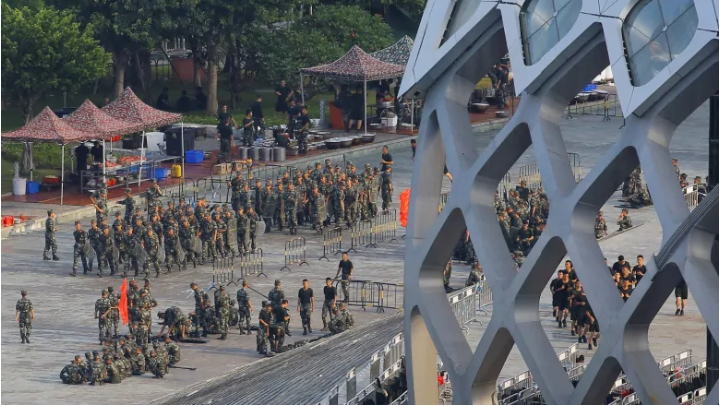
[300,73,305,106]
[139,131,145,188]
[61,145,65,206]
[181,122,185,179]
[103,139,107,180]
[364,80,368,135]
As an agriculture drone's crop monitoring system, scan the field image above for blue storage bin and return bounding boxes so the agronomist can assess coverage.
[149,167,170,181]
[186,150,204,164]
[583,84,597,92]
[26,181,40,194]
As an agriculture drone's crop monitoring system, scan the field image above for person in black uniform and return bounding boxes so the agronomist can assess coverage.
[585,304,600,350]
[335,253,354,304]
[176,90,193,112]
[339,86,352,132]
[275,80,291,119]
[90,141,104,165]
[349,87,364,132]
[516,222,534,253]
[258,302,273,355]
[618,278,633,302]
[632,255,646,284]
[216,117,234,164]
[194,87,207,110]
[217,105,236,127]
[516,181,530,201]
[271,300,289,353]
[75,142,90,174]
[251,95,265,133]
[675,280,688,316]
[156,88,171,110]
[287,99,301,139]
[570,281,588,343]
[612,255,627,274]
[550,270,568,325]
[297,279,314,335]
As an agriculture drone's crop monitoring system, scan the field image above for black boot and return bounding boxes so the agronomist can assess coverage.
[70,270,77,277]
[25,336,30,344]
[303,326,308,336]
[53,255,60,261]
[308,325,312,333]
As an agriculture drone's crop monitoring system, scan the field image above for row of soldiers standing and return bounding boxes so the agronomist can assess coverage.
[229,159,392,236]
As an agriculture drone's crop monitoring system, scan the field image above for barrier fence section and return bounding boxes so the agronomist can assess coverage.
[335,280,402,312]
[375,282,403,312]
[684,186,700,207]
[448,285,481,333]
[566,93,623,118]
[477,276,493,315]
[236,248,265,278]
[347,220,374,253]
[212,257,237,287]
[438,193,450,213]
[370,209,399,246]
[280,237,309,272]
[319,227,343,261]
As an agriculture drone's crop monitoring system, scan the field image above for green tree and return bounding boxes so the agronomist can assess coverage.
[294,4,394,53]
[1,4,108,122]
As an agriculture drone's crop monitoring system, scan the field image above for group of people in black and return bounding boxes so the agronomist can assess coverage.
[156,86,207,112]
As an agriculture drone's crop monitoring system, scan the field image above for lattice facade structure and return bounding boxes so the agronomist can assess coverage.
[401,0,718,404]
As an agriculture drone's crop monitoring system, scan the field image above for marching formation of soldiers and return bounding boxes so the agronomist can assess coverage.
[59,334,181,385]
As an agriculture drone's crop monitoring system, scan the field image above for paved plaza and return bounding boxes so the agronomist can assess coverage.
[1,105,711,404]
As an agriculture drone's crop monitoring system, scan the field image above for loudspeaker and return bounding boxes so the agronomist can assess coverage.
[164,128,195,157]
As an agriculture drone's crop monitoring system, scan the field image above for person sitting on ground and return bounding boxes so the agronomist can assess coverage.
[176,90,193,112]
[156,87,171,110]
[617,209,632,231]
[195,86,208,110]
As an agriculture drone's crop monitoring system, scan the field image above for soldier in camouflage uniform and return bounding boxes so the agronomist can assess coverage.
[331,181,346,226]
[617,208,633,231]
[147,351,165,378]
[92,189,108,225]
[136,288,155,345]
[94,290,112,344]
[247,207,260,250]
[179,219,197,268]
[90,353,107,385]
[381,167,393,212]
[213,212,227,258]
[43,210,59,260]
[216,287,231,339]
[236,208,249,254]
[189,283,206,337]
[107,287,120,339]
[164,227,183,272]
[229,172,244,213]
[310,186,327,233]
[200,213,217,262]
[143,229,162,277]
[15,290,34,344]
[236,281,254,334]
[268,280,291,336]
[273,183,286,231]
[344,179,359,228]
[512,251,525,267]
[595,211,608,239]
[285,183,298,235]
[98,227,116,277]
[145,179,164,218]
[71,221,89,276]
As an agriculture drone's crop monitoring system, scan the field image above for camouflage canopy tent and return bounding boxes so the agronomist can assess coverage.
[101,88,183,184]
[2,107,98,204]
[370,35,414,66]
[299,45,406,134]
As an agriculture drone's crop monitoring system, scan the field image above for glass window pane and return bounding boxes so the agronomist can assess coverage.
[659,0,694,24]
[624,25,653,55]
[630,33,672,85]
[556,0,582,39]
[528,19,559,64]
[626,0,665,51]
[526,0,555,36]
[666,7,699,58]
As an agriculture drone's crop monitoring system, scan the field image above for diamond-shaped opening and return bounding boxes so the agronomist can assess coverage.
[623,262,711,404]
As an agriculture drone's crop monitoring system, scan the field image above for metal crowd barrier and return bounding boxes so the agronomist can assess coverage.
[280,237,309,272]
[371,209,399,245]
[684,186,700,207]
[375,282,403,312]
[476,276,493,315]
[519,164,542,191]
[212,257,237,287]
[347,220,373,253]
[438,192,450,213]
[236,248,265,278]
[335,280,402,312]
[319,226,343,261]
[566,93,623,118]
[448,285,482,334]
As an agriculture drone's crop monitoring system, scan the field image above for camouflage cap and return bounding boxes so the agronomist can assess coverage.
[274,279,281,286]
[144,278,150,284]
[102,289,108,295]
[125,188,132,193]
[21,290,27,296]
[152,179,158,184]
[92,350,99,356]
[219,285,226,291]
[85,352,92,358]
[47,209,54,215]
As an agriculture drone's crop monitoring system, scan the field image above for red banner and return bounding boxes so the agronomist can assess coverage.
[399,188,411,227]
[118,279,129,325]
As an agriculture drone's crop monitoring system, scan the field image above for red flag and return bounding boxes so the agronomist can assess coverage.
[118,279,129,325]
[399,188,411,227]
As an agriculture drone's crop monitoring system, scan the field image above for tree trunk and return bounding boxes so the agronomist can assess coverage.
[21,98,35,124]
[134,52,146,92]
[205,41,219,116]
[112,49,128,98]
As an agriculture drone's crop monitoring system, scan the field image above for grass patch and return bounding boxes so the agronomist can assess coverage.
[1,159,62,194]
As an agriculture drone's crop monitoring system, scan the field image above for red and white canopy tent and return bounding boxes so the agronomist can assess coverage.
[300,45,406,134]
[101,88,183,185]
[2,107,98,204]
